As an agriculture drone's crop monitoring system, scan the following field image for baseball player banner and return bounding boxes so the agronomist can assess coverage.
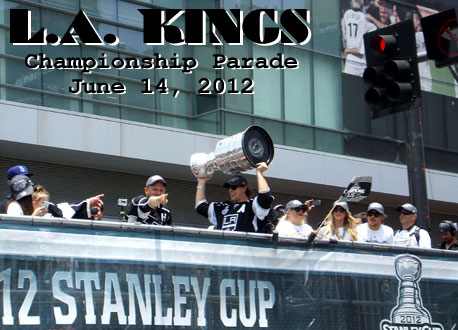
[0,223,457,329]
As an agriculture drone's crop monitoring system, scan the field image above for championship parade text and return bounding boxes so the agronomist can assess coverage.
[10,9,311,97]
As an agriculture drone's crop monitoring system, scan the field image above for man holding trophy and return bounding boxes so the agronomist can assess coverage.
[191,126,275,233]
[195,162,273,232]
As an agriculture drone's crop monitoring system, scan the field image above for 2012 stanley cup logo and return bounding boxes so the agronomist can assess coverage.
[380,255,444,330]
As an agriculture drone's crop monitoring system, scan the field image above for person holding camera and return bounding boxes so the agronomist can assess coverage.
[32,184,63,218]
[125,175,171,225]
[5,177,103,219]
[438,221,458,250]
[31,184,103,219]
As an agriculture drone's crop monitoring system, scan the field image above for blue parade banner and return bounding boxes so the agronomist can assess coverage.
[0,216,456,329]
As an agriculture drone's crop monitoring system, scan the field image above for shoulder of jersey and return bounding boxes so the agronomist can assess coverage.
[161,206,171,213]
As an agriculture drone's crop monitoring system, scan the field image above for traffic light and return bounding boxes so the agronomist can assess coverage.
[421,9,458,68]
[363,20,421,119]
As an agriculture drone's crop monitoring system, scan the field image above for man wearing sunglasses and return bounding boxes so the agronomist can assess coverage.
[195,162,272,232]
[393,203,431,248]
[357,202,394,244]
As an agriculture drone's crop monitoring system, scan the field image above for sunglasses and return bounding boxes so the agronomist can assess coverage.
[400,210,414,215]
[293,207,307,213]
[229,185,243,190]
[367,211,382,217]
[333,207,346,213]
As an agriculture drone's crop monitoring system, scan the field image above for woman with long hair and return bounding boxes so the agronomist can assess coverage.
[6,175,46,216]
[317,201,358,241]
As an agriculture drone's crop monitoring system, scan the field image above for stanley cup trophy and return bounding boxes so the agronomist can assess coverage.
[190,126,274,178]
[380,254,444,330]
[391,255,431,324]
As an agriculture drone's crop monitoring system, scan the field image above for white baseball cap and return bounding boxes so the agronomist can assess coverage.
[367,202,384,214]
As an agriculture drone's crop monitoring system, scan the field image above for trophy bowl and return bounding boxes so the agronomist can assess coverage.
[395,255,421,281]
[190,126,274,178]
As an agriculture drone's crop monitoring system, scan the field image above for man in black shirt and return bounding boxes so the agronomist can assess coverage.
[195,162,273,232]
[125,175,171,225]
[438,221,458,250]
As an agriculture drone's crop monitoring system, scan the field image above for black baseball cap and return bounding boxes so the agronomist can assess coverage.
[223,175,248,188]
[439,221,456,233]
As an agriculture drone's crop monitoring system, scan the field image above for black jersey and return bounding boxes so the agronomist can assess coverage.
[69,200,93,219]
[195,191,273,232]
[437,241,458,250]
[55,200,93,219]
[126,195,172,225]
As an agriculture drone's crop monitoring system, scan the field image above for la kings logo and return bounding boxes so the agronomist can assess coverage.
[222,214,238,231]
[380,255,444,330]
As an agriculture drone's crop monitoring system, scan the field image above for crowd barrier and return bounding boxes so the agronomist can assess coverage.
[0,214,456,329]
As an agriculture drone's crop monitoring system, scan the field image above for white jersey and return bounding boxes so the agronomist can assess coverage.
[342,9,367,50]
[357,223,394,244]
[415,31,432,92]
[393,225,431,248]
[276,220,313,238]
[341,9,376,76]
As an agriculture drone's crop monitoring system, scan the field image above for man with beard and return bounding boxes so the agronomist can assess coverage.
[357,202,394,244]
[437,221,458,250]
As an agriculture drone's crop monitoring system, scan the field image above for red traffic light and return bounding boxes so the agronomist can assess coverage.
[363,20,421,118]
[371,35,397,55]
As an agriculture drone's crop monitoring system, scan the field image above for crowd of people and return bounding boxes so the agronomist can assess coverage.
[0,165,104,220]
[1,163,457,251]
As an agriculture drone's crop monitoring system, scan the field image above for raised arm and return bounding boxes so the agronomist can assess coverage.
[256,162,269,192]
[195,176,212,207]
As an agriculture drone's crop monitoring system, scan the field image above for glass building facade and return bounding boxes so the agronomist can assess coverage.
[0,0,457,172]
